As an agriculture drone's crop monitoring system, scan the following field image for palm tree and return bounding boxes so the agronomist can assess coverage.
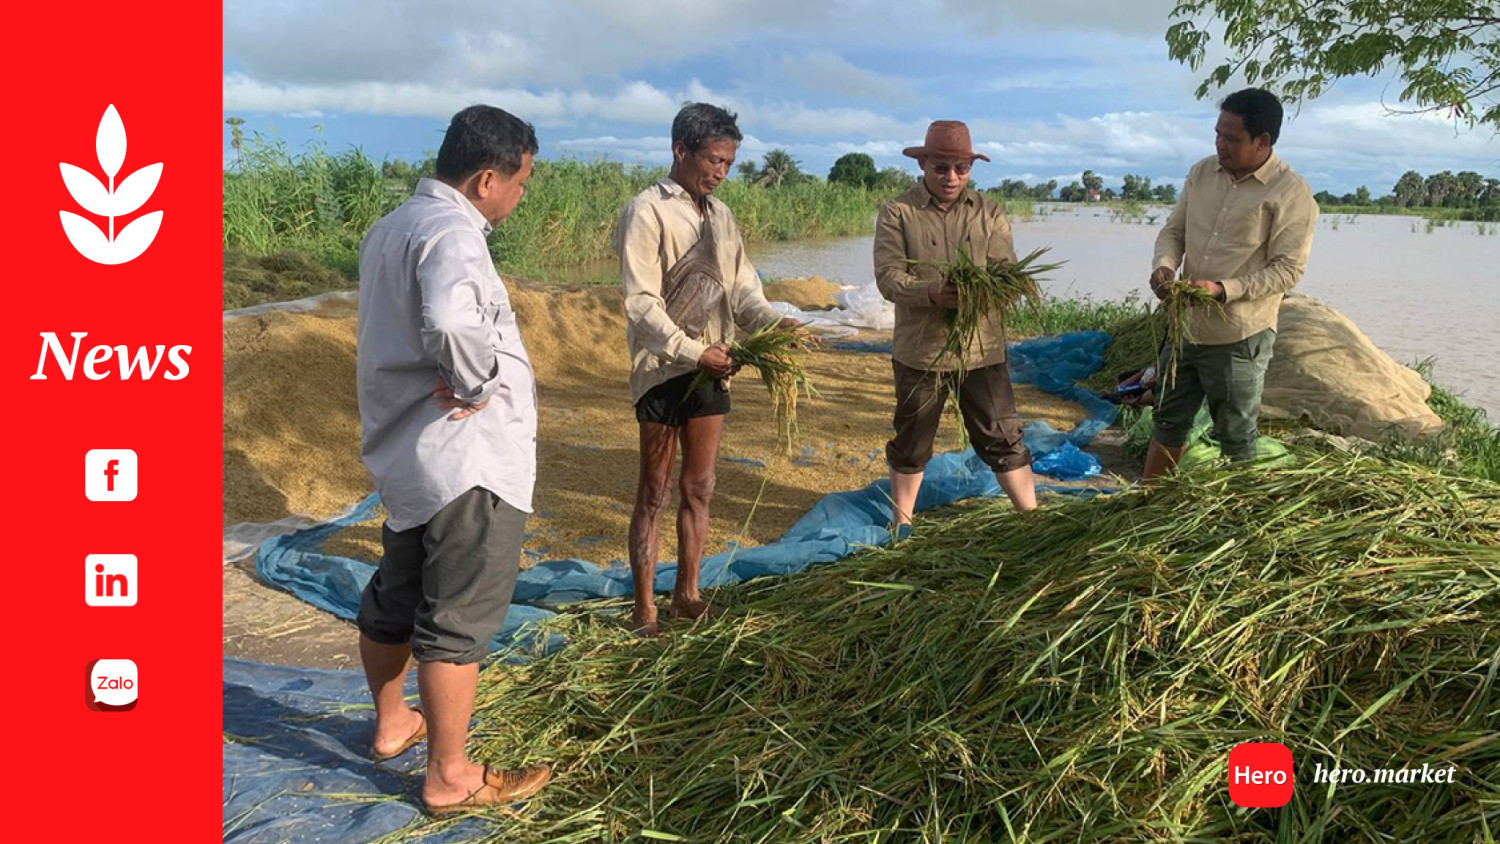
[755,149,803,188]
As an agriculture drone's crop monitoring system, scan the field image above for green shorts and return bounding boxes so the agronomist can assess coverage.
[1152,328,1276,461]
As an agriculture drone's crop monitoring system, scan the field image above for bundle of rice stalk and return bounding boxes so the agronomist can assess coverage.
[1159,278,1225,391]
[434,454,1499,844]
[692,321,815,453]
[928,246,1064,374]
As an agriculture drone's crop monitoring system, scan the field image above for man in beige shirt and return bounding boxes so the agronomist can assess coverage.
[1145,88,1318,478]
[616,102,798,636]
[875,120,1037,533]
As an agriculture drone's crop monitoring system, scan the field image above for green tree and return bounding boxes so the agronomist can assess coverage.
[1315,190,1339,204]
[873,166,917,192]
[1393,170,1428,206]
[1081,169,1104,198]
[1059,181,1086,202]
[828,152,878,188]
[754,149,804,188]
[1426,170,1459,206]
[1122,173,1154,200]
[998,178,1030,198]
[736,159,759,181]
[1455,170,1487,205]
[1153,183,1179,203]
[1481,177,1500,205]
[1030,179,1058,199]
[1354,185,1372,205]
[1166,1,1500,128]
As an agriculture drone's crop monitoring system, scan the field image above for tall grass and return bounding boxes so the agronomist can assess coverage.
[222,135,403,277]
[1006,292,1145,337]
[222,137,890,292]
[1378,359,1500,483]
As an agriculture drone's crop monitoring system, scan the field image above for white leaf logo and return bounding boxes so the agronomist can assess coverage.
[59,104,163,265]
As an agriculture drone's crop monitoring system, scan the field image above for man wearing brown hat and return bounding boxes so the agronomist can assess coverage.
[874,120,1036,533]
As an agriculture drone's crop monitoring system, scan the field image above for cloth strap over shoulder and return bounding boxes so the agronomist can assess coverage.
[661,213,724,341]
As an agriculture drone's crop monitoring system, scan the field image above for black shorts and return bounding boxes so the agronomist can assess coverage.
[635,371,731,426]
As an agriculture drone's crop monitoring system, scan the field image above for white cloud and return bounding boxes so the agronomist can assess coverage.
[224,0,832,89]
[775,51,918,102]
[222,74,682,125]
[940,0,1181,36]
[222,1,1498,193]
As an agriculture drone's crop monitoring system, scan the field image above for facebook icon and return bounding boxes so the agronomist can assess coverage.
[85,449,138,501]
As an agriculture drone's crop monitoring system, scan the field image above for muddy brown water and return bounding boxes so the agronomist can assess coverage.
[745,207,1500,418]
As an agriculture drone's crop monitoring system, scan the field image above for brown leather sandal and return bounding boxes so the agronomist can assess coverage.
[370,708,426,762]
[423,763,553,817]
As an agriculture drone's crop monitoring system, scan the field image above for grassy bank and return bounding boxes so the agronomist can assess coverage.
[1378,360,1500,483]
[223,139,889,308]
[1316,203,1499,222]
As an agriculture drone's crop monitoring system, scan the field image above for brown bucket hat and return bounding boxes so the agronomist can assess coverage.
[902,120,990,162]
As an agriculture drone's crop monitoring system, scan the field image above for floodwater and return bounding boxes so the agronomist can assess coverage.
[747,205,1500,418]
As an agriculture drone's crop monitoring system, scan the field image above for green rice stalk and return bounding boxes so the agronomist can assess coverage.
[915,247,1064,434]
[691,322,815,454]
[1158,279,1225,393]
[923,247,1064,376]
[398,454,1499,843]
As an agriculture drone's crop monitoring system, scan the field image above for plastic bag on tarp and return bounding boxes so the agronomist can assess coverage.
[1031,441,1101,481]
[836,281,896,330]
[765,300,860,339]
[1178,434,1292,471]
[1008,331,1117,459]
[1129,407,1290,470]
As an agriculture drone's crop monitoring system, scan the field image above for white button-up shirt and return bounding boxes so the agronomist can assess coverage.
[356,178,537,531]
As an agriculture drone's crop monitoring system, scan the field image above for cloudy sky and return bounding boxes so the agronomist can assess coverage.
[223,0,1497,195]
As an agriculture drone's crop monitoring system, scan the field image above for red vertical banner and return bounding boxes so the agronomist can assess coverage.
[4,2,222,840]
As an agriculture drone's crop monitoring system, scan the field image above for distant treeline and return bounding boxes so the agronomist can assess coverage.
[1314,170,1500,220]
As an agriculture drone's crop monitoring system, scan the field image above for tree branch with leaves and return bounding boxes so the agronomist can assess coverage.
[1166,0,1500,129]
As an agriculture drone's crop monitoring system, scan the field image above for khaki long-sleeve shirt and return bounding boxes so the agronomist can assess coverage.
[875,183,1017,371]
[617,178,784,403]
[1153,152,1319,345]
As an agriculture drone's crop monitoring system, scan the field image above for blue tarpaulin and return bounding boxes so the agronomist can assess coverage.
[253,331,1117,654]
[228,331,1120,842]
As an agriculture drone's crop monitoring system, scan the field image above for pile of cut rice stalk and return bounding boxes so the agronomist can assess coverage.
[434,454,1499,844]
[928,246,1063,374]
[1159,278,1225,391]
[693,321,815,453]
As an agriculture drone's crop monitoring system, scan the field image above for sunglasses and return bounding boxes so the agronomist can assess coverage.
[929,162,972,177]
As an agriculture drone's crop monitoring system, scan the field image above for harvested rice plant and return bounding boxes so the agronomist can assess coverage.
[408,455,1500,843]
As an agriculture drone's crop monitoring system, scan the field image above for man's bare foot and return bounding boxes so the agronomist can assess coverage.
[630,605,660,637]
[668,596,722,622]
[372,706,425,760]
[422,759,487,808]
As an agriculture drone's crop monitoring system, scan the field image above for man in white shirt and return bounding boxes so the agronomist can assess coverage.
[354,105,550,814]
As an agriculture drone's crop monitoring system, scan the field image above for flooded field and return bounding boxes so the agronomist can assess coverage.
[748,206,1500,417]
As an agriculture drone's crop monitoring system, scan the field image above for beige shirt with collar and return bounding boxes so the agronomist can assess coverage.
[874,182,1017,371]
[617,178,784,403]
[1153,152,1319,346]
